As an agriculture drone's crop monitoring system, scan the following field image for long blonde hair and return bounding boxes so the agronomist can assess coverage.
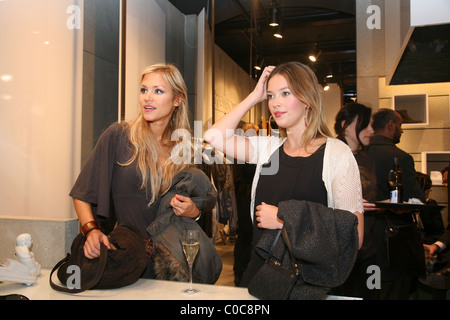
[267,62,332,148]
[123,64,192,205]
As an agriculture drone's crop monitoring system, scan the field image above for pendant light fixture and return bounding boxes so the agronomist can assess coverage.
[269,7,279,27]
[254,56,265,70]
[309,43,321,62]
[274,26,283,38]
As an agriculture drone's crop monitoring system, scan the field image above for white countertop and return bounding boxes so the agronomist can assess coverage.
[1,269,361,301]
[0,269,257,300]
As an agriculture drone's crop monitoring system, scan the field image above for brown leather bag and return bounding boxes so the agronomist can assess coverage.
[50,222,147,293]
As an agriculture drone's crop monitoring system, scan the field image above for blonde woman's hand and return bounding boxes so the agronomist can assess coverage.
[171,194,200,219]
[255,202,283,229]
[83,229,111,259]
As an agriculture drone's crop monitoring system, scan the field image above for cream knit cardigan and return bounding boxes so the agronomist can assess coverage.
[247,136,364,221]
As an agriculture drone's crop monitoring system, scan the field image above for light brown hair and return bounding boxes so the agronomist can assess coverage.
[267,61,332,148]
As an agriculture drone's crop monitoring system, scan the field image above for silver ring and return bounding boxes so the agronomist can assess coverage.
[179,203,182,208]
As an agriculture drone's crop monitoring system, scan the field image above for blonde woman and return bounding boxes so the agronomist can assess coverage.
[70,64,199,278]
[204,62,364,290]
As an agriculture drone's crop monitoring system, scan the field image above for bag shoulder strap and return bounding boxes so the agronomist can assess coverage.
[267,229,282,257]
[266,228,299,275]
[49,254,71,291]
[281,227,300,275]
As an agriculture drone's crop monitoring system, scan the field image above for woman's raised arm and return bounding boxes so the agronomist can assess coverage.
[203,66,274,162]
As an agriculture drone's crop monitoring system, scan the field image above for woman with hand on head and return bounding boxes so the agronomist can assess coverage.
[70,64,202,278]
[204,62,364,290]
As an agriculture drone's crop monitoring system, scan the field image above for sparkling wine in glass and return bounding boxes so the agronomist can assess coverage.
[181,230,200,294]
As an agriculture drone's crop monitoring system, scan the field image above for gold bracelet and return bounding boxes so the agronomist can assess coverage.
[81,220,100,237]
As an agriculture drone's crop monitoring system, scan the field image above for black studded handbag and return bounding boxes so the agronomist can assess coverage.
[248,227,300,300]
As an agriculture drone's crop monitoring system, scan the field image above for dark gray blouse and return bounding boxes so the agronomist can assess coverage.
[70,122,161,238]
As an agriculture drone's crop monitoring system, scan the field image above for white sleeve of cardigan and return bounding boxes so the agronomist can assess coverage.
[247,135,284,165]
[247,135,284,221]
[323,138,364,214]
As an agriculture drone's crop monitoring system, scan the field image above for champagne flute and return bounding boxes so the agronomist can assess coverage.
[181,230,200,294]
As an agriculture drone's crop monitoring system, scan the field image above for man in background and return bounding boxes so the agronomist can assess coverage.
[366,108,426,300]
[367,108,425,203]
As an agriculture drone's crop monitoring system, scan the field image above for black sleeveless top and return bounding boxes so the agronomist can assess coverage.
[253,142,328,245]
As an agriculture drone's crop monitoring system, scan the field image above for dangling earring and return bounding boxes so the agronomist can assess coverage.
[304,106,310,127]
[268,115,279,136]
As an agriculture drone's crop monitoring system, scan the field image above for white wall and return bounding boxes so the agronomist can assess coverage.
[124,0,166,121]
[410,0,450,26]
[0,0,84,219]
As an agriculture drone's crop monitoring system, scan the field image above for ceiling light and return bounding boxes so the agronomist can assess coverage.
[273,25,283,39]
[308,50,321,62]
[254,57,264,70]
[322,76,330,91]
[269,7,279,27]
[309,43,321,62]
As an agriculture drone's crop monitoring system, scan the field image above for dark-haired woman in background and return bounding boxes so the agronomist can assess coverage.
[332,102,379,299]
[334,103,377,205]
